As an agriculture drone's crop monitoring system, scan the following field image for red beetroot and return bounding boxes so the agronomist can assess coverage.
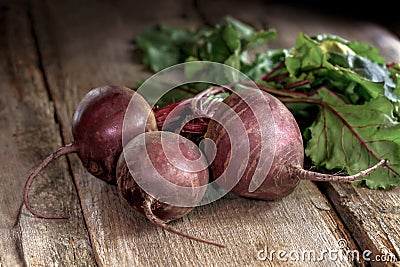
[23,85,157,219]
[116,131,224,247]
[204,89,386,200]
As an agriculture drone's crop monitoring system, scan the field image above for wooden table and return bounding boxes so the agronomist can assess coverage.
[1,0,399,266]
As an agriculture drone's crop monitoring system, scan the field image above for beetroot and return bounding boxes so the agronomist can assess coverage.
[116,131,224,247]
[204,88,386,200]
[72,85,157,181]
[23,85,157,219]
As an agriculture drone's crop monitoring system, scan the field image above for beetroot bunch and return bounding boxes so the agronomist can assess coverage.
[23,85,386,248]
[23,85,222,247]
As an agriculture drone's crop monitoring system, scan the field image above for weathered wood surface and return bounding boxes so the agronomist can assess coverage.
[0,1,95,266]
[0,0,398,266]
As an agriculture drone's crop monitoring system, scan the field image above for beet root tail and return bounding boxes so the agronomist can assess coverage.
[292,159,387,182]
[23,143,77,219]
[142,194,225,248]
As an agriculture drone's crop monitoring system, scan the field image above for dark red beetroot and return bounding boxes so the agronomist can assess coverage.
[23,85,157,219]
[116,131,224,247]
[72,85,157,181]
[204,89,386,200]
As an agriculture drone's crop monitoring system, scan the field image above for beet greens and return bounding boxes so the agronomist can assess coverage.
[137,17,400,189]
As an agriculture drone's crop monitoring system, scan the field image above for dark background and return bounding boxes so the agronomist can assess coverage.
[274,0,400,37]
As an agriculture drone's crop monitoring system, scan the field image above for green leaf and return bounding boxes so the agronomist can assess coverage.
[224,53,240,69]
[274,32,399,104]
[313,34,385,64]
[240,49,286,80]
[320,40,355,55]
[134,16,277,79]
[224,16,255,39]
[245,29,277,50]
[224,53,241,81]
[135,25,197,72]
[327,53,398,101]
[305,95,400,189]
[387,63,400,101]
[199,27,232,62]
[285,32,324,76]
[222,23,241,52]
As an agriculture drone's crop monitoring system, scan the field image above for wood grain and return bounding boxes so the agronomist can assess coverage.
[0,1,95,266]
[321,183,400,266]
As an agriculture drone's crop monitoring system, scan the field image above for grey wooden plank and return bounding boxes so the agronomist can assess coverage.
[0,1,96,266]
